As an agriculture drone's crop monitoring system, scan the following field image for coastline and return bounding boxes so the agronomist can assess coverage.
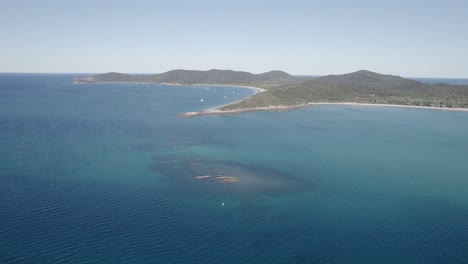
[73,80,468,116]
[188,83,266,94]
[179,101,468,117]
[74,80,268,113]
[74,79,266,95]
[196,84,266,111]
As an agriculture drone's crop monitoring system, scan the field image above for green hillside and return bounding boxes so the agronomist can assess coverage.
[221,70,468,110]
[77,69,302,88]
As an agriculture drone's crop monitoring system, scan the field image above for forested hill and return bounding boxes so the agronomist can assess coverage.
[77,69,468,110]
[221,70,468,110]
[75,69,300,87]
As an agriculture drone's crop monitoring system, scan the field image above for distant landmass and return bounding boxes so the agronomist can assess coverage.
[76,69,303,88]
[76,69,468,115]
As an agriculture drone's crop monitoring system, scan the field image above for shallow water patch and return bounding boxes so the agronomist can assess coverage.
[149,158,314,195]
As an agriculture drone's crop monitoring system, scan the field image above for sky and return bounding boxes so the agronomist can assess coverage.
[1,0,467,77]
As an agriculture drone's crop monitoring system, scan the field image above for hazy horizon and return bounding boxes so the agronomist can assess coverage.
[1,0,467,78]
[1,70,468,79]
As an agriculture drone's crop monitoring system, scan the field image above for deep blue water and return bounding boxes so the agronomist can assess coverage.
[1,74,468,263]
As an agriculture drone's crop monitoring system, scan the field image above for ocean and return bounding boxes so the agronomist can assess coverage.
[1,73,468,263]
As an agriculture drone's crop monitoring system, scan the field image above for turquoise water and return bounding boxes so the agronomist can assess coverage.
[1,74,468,263]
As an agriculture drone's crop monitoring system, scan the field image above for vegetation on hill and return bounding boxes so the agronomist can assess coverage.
[78,69,468,110]
[221,70,468,110]
[77,69,303,88]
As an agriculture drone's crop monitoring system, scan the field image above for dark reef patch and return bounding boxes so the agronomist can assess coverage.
[149,157,314,195]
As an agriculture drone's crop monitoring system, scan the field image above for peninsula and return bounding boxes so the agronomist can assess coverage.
[76,69,468,115]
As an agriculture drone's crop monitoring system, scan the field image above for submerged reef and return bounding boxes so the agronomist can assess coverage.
[149,158,313,195]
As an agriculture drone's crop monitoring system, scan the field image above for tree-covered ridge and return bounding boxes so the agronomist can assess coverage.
[221,70,468,110]
[76,69,302,87]
[78,69,468,110]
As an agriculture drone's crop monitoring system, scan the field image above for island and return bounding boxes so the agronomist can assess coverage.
[75,69,468,115]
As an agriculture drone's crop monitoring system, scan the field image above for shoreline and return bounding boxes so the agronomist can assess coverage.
[74,80,268,113]
[74,79,266,95]
[179,101,468,117]
[73,80,468,115]
[196,84,266,111]
[188,83,266,94]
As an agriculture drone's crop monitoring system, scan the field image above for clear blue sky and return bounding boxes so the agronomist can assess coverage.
[1,0,467,77]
